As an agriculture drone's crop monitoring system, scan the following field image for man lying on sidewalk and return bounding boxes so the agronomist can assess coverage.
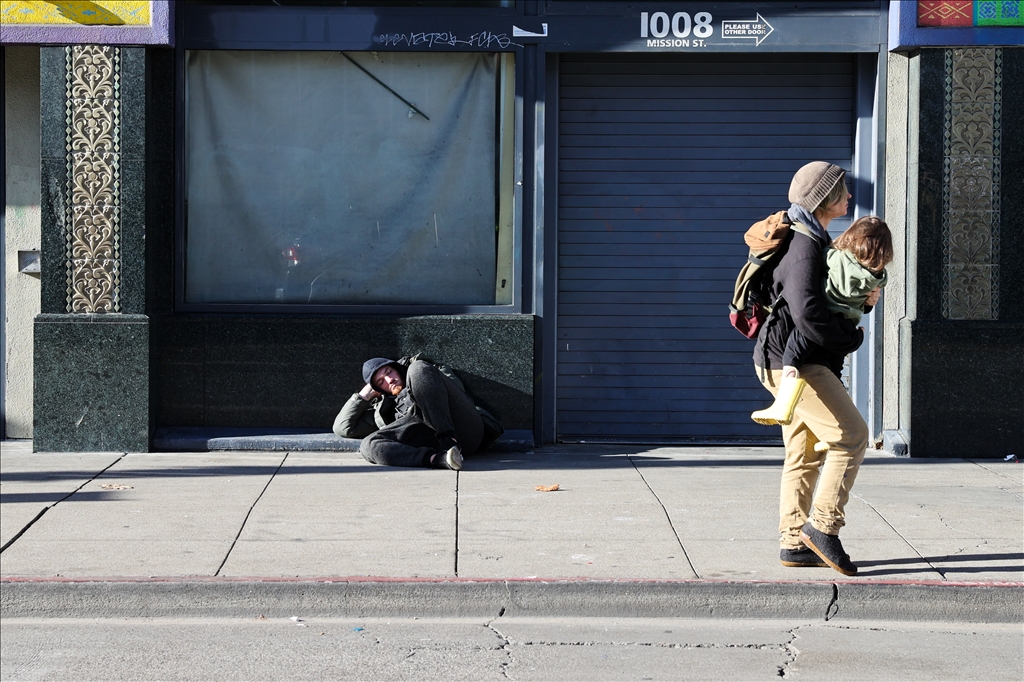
[333,355,502,470]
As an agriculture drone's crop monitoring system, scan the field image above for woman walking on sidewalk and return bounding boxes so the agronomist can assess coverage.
[753,162,873,576]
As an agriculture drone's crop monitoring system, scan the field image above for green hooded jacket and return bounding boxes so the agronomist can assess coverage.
[822,247,887,324]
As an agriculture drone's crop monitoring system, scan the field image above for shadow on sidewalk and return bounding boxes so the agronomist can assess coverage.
[472,454,787,470]
[0,463,399,483]
[3,448,1018,485]
[0,491,129,504]
[855,552,1024,577]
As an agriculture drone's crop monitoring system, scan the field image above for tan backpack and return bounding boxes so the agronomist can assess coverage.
[728,211,813,339]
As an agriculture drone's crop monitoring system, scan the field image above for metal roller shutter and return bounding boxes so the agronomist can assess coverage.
[557,53,855,442]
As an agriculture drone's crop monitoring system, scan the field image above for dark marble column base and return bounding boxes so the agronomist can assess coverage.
[907,319,1024,458]
[151,314,535,432]
[34,314,150,452]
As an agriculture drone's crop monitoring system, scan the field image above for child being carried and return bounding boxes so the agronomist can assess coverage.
[751,215,893,430]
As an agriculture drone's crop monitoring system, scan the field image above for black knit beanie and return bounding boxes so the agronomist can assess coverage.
[362,357,396,385]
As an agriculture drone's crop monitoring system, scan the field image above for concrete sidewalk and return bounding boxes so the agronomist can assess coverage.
[2,440,1022,620]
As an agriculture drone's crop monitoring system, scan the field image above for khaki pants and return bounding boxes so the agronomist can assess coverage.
[757,364,868,549]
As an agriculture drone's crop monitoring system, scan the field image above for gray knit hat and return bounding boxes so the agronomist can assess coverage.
[788,162,846,212]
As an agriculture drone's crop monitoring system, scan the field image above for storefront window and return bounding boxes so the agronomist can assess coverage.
[185,50,516,306]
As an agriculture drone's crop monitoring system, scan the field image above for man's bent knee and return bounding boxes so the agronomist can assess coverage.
[406,360,436,383]
[359,433,385,465]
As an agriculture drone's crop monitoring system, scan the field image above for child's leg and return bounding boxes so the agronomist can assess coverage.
[778,362,827,452]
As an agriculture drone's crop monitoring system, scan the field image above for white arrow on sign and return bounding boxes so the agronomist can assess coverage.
[513,23,548,37]
[721,13,774,46]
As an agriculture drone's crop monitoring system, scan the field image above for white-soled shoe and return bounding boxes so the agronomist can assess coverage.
[443,445,463,471]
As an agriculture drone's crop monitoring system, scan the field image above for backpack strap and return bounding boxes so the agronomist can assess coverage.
[789,221,815,240]
[759,297,786,383]
[790,220,832,248]
[756,221,827,382]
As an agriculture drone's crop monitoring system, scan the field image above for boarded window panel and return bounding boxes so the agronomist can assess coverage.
[556,53,855,442]
[185,50,499,306]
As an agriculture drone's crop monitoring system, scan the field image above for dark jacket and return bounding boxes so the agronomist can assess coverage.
[753,224,864,377]
[333,356,504,446]
[332,355,421,439]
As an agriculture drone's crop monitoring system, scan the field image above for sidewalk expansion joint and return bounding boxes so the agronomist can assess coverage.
[214,451,289,576]
[967,459,1024,486]
[454,470,460,577]
[628,454,699,578]
[853,493,946,579]
[0,452,127,554]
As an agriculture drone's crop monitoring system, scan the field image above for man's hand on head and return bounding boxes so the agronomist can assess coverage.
[358,383,382,401]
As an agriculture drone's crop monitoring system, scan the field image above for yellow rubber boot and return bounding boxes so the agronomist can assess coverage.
[751,375,807,426]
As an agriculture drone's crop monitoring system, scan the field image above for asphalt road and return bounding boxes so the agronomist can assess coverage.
[2,616,1021,681]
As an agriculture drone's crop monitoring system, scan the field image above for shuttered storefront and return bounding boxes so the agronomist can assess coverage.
[557,53,855,442]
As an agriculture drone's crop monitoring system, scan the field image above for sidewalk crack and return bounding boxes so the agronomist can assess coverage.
[777,625,802,678]
[967,459,1024,486]
[852,494,946,579]
[484,599,513,680]
[628,455,699,578]
[824,583,839,621]
[214,452,289,576]
[496,579,512,619]
[0,452,127,554]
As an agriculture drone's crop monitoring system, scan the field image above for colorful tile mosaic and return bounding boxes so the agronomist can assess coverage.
[1,1,150,26]
[919,0,974,26]
[0,1,169,46]
[918,1,1024,26]
[975,1,1024,26]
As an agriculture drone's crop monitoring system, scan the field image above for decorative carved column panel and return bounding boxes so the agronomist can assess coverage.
[942,47,1001,320]
[34,45,150,453]
[65,45,121,313]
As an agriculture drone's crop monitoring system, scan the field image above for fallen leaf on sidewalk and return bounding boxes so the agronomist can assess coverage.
[100,483,133,490]
[535,484,560,492]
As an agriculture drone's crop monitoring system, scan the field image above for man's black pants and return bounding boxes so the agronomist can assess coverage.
[359,361,484,468]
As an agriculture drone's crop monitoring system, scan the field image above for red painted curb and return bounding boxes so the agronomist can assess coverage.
[3,576,1022,588]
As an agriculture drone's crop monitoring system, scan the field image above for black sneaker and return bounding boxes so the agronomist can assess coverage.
[780,546,828,568]
[800,523,858,576]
